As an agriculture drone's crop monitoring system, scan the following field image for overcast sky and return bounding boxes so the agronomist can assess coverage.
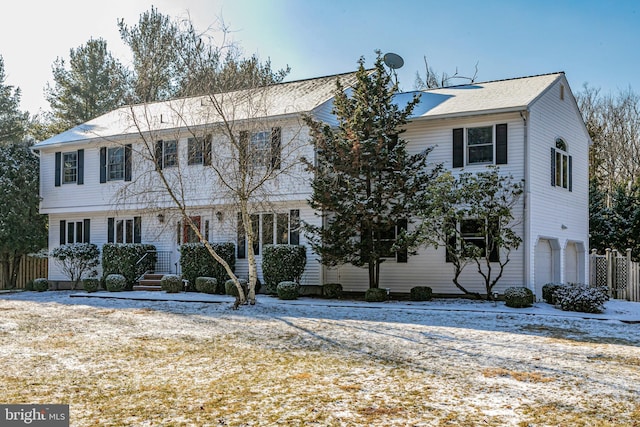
[1,0,639,114]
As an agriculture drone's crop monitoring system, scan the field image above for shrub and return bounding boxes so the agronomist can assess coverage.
[276,281,300,300]
[161,274,183,293]
[553,283,609,313]
[50,243,100,290]
[410,286,433,301]
[180,242,235,292]
[225,279,248,297]
[105,274,126,292]
[365,288,388,302]
[33,278,48,292]
[102,243,156,290]
[504,287,534,308]
[542,283,562,304]
[262,245,306,294]
[195,277,218,294]
[24,280,35,291]
[322,283,343,299]
[83,278,100,293]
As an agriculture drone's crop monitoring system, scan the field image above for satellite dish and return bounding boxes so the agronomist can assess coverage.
[383,52,404,70]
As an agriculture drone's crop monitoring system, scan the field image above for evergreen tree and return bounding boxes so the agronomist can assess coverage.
[45,38,130,128]
[588,177,614,253]
[0,56,27,143]
[303,53,441,289]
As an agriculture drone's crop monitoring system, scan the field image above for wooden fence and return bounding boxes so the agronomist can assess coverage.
[589,249,640,302]
[0,255,48,290]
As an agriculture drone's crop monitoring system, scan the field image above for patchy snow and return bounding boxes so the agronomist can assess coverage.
[0,290,639,426]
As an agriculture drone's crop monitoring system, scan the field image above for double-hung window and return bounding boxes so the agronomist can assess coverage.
[108,147,125,180]
[59,219,91,244]
[63,152,78,184]
[467,127,493,164]
[447,218,499,262]
[551,138,572,191]
[107,217,142,243]
[361,220,409,263]
[155,140,178,169]
[188,135,212,166]
[236,210,299,259]
[239,127,282,170]
[452,124,508,167]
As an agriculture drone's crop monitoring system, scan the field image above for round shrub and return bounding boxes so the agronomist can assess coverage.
[105,274,127,292]
[322,283,343,299]
[542,283,562,304]
[262,245,306,295]
[553,284,609,313]
[365,288,388,302]
[277,281,300,300]
[33,278,49,292]
[83,278,100,293]
[504,287,534,308]
[161,274,183,293]
[225,279,248,297]
[410,286,433,301]
[195,276,218,294]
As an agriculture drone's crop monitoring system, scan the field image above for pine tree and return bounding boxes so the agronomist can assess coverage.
[303,52,441,289]
[0,56,27,143]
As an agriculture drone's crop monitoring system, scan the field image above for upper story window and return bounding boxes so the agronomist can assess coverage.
[100,145,131,183]
[108,147,125,181]
[251,131,271,167]
[188,135,212,166]
[453,124,507,167]
[154,140,178,170]
[63,152,78,184]
[239,127,282,170]
[551,138,572,191]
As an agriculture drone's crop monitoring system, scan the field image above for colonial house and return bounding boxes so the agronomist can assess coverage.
[32,70,589,298]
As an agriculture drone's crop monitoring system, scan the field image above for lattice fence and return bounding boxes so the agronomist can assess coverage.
[590,249,640,302]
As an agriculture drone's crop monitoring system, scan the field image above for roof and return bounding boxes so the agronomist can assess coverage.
[33,71,565,149]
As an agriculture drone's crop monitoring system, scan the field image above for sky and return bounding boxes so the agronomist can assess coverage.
[1,0,639,114]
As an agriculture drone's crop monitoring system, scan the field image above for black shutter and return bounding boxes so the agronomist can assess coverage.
[271,127,281,169]
[67,222,74,244]
[59,220,66,245]
[496,124,507,165]
[551,147,556,187]
[396,219,408,263]
[77,149,84,185]
[251,214,260,255]
[203,135,212,166]
[76,221,83,243]
[55,152,61,187]
[568,155,573,192]
[107,218,114,243]
[289,209,300,245]
[83,219,91,243]
[125,144,132,181]
[133,216,141,243]
[100,147,107,183]
[155,141,163,170]
[453,128,464,168]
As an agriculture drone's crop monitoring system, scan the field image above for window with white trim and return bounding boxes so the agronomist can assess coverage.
[467,126,493,164]
[59,219,91,244]
[551,138,572,191]
[453,124,507,167]
[63,152,78,184]
[237,210,299,259]
[107,217,142,243]
[108,147,125,181]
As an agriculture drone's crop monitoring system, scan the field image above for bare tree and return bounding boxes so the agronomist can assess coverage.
[414,56,478,90]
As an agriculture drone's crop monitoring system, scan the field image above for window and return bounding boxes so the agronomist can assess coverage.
[62,152,77,183]
[107,217,142,243]
[183,216,201,243]
[447,219,499,262]
[452,124,507,167]
[237,210,299,259]
[59,219,91,244]
[239,127,282,169]
[361,219,408,263]
[551,138,572,191]
[251,131,271,167]
[188,135,212,166]
[155,140,178,169]
[55,150,84,186]
[108,147,125,180]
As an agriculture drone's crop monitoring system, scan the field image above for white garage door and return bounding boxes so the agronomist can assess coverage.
[565,242,578,284]
[535,239,553,297]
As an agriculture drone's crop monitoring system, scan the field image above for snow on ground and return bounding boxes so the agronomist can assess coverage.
[0,290,639,426]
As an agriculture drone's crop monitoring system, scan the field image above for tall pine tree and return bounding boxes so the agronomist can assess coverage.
[303,53,441,289]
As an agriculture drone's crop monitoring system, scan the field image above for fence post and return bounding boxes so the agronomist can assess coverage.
[589,249,597,286]
[605,248,613,297]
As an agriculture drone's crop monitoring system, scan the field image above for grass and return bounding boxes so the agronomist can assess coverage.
[0,295,639,426]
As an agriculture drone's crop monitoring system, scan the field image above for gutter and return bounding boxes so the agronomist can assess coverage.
[520,109,531,291]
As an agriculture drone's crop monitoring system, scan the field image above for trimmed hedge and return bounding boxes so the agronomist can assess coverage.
[33,278,49,292]
[195,277,218,294]
[554,283,609,313]
[365,288,388,302]
[504,287,534,308]
[322,283,343,299]
[102,243,156,290]
[105,274,126,292]
[262,245,306,294]
[277,281,300,300]
[83,278,100,293]
[410,286,433,301]
[180,242,235,292]
[225,279,248,297]
[542,283,562,304]
[161,274,183,293]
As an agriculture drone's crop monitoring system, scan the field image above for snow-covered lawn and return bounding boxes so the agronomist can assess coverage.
[0,291,639,426]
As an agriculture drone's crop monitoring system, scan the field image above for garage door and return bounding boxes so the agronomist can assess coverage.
[535,239,553,297]
[565,242,578,284]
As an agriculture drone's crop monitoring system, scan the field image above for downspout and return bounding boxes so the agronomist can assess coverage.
[520,110,531,292]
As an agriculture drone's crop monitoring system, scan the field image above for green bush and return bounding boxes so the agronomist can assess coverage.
[553,284,609,313]
[105,274,126,292]
[225,279,248,297]
[504,287,534,308]
[365,288,388,302]
[33,278,49,292]
[161,274,183,293]
[277,281,300,300]
[322,283,343,299]
[102,243,156,290]
[83,278,100,293]
[542,283,562,304]
[195,277,218,294]
[180,243,235,292]
[410,286,433,301]
[262,245,306,294]
[50,243,100,289]
[24,280,35,291]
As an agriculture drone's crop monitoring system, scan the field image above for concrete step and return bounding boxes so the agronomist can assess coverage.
[132,285,162,291]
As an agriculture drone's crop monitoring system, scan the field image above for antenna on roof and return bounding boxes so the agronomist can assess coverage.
[383,52,404,86]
